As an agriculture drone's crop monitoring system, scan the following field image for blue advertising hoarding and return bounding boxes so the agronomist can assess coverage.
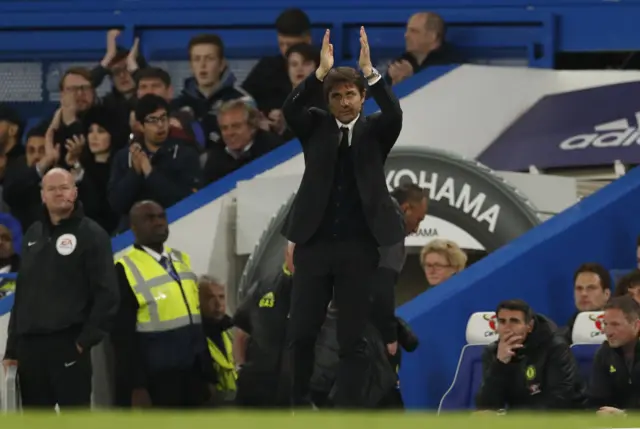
[478,81,640,171]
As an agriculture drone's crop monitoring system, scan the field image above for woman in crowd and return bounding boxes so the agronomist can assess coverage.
[68,106,121,235]
[420,239,467,287]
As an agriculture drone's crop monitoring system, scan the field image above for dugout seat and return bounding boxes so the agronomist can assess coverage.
[570,311,605,386]
[437,312,497,413]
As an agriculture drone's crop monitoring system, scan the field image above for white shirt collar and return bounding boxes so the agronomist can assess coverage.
[141,245,171,262]
[335,114,359,146]
[335,114,359,131]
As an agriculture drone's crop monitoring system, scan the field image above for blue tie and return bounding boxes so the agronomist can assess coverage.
[160,256,180,283]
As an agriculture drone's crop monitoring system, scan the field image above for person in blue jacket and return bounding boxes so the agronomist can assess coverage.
[108,94,202,232]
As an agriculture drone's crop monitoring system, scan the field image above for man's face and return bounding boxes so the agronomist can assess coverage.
[190,44,225,88]
[0,225,14,259]
[218,107,255,151]
[604,308,640,348]
[636,245,640,269]
[25,136,45,167]
[328,83,364,124]
[142,108,169,145]
[404,14,434,55]
[496,309,533,344]
[277,33,311,57]
[62,73,95,112]
[574,272,610,312]
[41,171,77,214]
[132,203,169,246]
[110,58,135,94]
[0,120,17,149]
[137,78,173,101]
[403,197,427,235]
[200,282,226,320]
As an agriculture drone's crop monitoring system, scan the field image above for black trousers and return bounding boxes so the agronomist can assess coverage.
[289,238,379,408]
[146,365,211,409]
[17,330,92,410]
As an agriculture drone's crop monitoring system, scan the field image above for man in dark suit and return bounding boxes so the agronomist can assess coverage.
[281,27,404,408]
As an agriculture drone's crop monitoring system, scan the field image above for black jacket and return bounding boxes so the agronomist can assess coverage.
[280,73,405,247]
[232,267,293,406]
[171,69,255,149]
[242,55,291,113]
[203,130,283,185]
[558,311,580,345]
[4,203,119,359]
[310,306,406,407]
[587,339,640,410]
[475,314,586,410]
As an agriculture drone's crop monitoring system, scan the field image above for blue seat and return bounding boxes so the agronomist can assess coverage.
[437,344,485,413]
[571,343,599,386]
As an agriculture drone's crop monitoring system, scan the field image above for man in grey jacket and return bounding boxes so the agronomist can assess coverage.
[373,183,428,350]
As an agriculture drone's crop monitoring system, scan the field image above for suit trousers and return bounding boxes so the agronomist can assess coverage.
[289,238,379,408]
[17,330,92,410]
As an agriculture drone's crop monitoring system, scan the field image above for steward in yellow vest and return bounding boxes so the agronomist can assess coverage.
[198,276,237,404]
[112,201,216,409]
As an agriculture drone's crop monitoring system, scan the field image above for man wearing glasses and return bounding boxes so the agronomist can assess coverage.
[108,94,203,233]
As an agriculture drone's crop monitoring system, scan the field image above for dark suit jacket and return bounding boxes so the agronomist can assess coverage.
[281,72,405,246]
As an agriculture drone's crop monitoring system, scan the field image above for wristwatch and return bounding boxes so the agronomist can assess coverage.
[364,68,380,81]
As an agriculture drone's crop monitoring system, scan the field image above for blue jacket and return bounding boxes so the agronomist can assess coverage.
[171,68,255,148]
[108,139,202,232]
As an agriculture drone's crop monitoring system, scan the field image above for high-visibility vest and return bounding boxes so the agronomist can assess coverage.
[0,279,15,296]
[117,247,200,333]
[207,331,237,393]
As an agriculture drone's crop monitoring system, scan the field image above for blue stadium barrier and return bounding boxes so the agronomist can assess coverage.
[571,343,599,388]
[396,163,640,408]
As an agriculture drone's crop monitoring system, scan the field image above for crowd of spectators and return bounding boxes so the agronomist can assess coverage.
[0,8,457,241]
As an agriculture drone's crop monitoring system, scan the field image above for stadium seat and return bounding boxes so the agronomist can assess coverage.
[437,312,497,413]
[570,311,605,385]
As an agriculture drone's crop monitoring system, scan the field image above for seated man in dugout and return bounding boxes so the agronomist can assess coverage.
[587,295,640,416]
[475,299,586,411]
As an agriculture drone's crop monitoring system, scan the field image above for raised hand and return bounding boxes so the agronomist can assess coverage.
[127,37,140,73]
[358,26,373,76]
[316,29,334,80]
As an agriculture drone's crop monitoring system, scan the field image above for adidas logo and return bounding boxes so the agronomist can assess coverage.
[559,112,640,150]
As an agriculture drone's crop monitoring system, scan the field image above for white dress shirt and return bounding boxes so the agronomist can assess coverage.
[334,71,382,146]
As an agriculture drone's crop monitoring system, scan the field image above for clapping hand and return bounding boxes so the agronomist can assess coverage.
[316,29,334,80]
[358,26,373,77]
[65,135,86,166]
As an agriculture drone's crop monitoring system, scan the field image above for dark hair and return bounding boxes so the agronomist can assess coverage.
[25,124,47,140]
[574,262,612,291]
[135,94,170,123]
[391,183,426,206]
[323,67,365,101]
[614,270,640,297]
[59,67,93,91]
[275,8,311,36]
[136,67,171,87]
[285,43,320,66]
[496,299,533,323]
[604,295,640,322]
[636,234,640,247]
[188,34,225,59]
